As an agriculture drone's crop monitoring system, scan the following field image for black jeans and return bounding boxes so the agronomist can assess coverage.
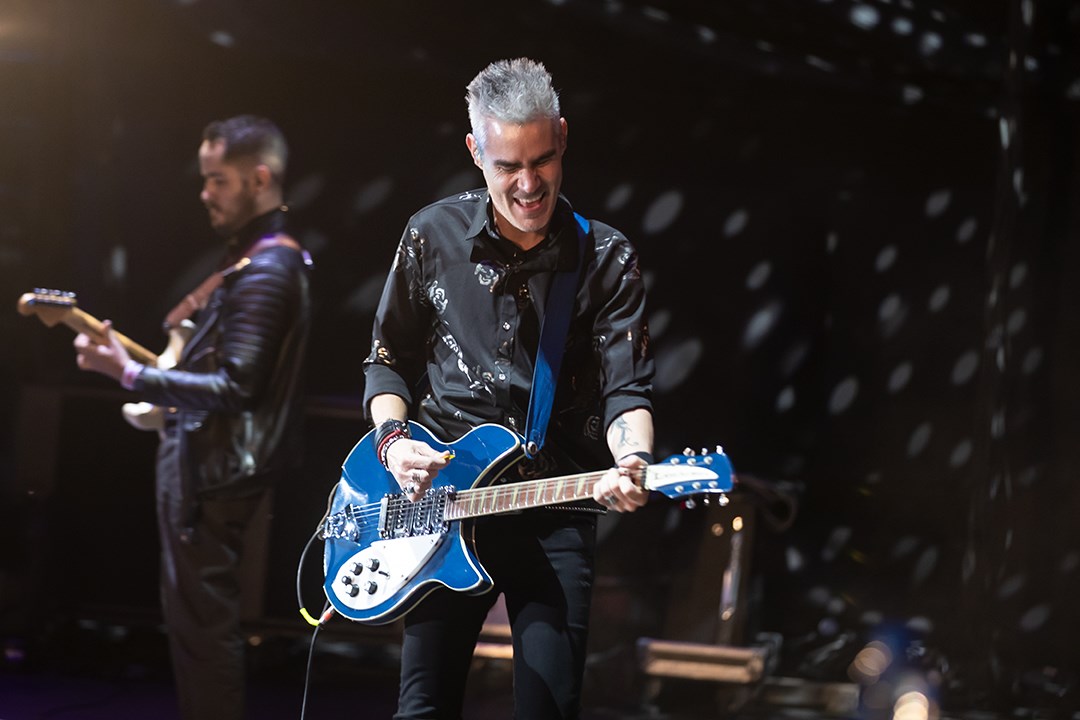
[395,510,598,720]
[156,431,269,720]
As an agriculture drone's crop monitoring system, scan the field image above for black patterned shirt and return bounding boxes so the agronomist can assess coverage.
[363,189,653,474]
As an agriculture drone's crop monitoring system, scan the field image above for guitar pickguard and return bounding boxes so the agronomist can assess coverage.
[329,534,447,612]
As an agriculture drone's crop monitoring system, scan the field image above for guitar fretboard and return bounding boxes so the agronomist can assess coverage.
[444,470,611,519]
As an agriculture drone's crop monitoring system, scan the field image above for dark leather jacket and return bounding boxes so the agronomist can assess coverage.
[134,210,312,498]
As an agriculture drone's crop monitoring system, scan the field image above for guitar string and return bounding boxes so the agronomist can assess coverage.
[326,468,620,526]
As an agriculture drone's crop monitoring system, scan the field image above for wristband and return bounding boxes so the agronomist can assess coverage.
[121,360,145,391]
[375,419,411,469]
[618,451,654,465]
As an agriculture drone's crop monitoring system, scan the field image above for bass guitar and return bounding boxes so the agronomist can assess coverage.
[17,288,190,431]
[320,421,735,625]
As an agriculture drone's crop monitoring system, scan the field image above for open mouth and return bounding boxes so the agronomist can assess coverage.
[514,194,545,213]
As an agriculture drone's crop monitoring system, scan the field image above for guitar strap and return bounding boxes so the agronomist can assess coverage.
[523,212,589,458]
[163,234,301,331]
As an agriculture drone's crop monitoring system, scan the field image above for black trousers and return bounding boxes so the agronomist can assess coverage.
[395,510,598,720]
[155,431,269,720]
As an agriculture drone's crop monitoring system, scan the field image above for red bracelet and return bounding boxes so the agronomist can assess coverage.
[377,429,409,469]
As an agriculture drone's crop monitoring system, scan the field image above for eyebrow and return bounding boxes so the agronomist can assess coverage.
[493,148,557,170]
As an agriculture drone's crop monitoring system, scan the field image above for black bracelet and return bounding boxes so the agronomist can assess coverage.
[375,418,410,449]
[618,451,654,465]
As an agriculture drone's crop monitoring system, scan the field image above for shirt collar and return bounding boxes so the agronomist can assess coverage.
[465,191,581,272]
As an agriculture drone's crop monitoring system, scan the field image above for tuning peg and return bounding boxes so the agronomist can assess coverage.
[682,448,696,456]
[715,445,724,454]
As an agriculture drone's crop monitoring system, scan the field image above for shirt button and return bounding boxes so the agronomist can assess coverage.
[502,322,511,331]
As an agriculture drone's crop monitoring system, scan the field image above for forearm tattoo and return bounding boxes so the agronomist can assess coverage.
[609,416,638,457]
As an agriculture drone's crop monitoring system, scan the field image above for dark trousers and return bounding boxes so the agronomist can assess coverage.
[395,511,598,720]
[155,432,269,720]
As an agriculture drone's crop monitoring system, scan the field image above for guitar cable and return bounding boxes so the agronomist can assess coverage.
[296,485,338,720]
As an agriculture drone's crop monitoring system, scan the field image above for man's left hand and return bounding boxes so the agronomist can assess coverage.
[593,454,649,513]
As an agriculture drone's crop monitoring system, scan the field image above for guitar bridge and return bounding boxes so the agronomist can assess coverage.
[379,486,455,539]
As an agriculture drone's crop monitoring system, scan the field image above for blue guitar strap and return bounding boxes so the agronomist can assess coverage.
[523,212,590,458]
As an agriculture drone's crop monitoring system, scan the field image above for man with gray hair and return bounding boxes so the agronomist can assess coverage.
[364,58,654,718]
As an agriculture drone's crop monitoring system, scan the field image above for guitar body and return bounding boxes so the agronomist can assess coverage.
[321,422,734,626]
[323,422,524,625]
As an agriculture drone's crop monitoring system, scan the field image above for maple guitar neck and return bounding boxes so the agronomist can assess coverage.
[17,292,158,366]
[62,307,158,365]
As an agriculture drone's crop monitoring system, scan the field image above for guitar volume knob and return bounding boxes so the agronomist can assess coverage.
[365,581,378,595]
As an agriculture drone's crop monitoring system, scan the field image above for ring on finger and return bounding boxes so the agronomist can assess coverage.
[605,494,618,506]
[404,483,418,495]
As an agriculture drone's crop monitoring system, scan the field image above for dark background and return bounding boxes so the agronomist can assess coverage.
[2,0,1079,715]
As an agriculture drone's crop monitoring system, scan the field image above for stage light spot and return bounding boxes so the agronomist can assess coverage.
[806,55,836,72]
[696,25,717,43]
[1061,552,1080,574]
[878,294,906,335]
[822,526,852,562]
[1021,346,1043,374]
[999,116,1011,149]
[287,173,325,210]
[907,422,932,457]
[949,439,972,468]
[860,610,884,626]
[925,189,951,218]
[951,350,979,385]
[888,362,912,393]
[780,342,809,377]
[997,574,1025,599]
[919,31,943,56]
[746,260,771,289]
[647,308,671,338]
[818,617,840,636]
[892,536,918,559]
[827,231,839,254]
[850,5,880,30]
[724,208,749,237]
[109,246,127,283]
[928,284,950,312]
[209,30,235,48]
[786,546,805,572]
[957,217,978,243]
[352,176,394,215]
[642,189,683,234]
[964,32,988,47]
[642,6,671,22]
[828,376,859,414]
[903,620,932,641]
[1019,604,1050,632]
[911,547,938,586]
[1017,465,1038,487]
[892,17,914,35]
[776,386,795,413]
[653,337,703,392]
[902,85,923,104]
[605,182,632,212]
[743,300,782,349]
[875,245,898,272]
[1006,308,1027,336]
[808,586,830,607]
[1009,262,1028,288]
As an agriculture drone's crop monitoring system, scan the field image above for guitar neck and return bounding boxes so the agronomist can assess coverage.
[445,470,609,520]
[64,308,158,366]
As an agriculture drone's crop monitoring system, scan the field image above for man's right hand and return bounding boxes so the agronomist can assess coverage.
[384,439,453,502]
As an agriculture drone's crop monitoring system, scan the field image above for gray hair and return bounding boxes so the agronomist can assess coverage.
[466,58,561,155]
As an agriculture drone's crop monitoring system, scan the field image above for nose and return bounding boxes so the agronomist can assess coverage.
[517,168,540,195]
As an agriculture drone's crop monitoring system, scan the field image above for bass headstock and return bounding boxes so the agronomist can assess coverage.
[16,289,79,327]
[643,446,735,502]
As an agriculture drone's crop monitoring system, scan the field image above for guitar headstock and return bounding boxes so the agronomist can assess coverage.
[643,446,735,500]
[17,289,79,327]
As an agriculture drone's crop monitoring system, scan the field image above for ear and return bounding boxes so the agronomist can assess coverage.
[558,117,568,154]
[252,163,272,191]
[465,134,483,169]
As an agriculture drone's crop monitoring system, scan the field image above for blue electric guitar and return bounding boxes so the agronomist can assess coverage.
[321,421,735,625]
